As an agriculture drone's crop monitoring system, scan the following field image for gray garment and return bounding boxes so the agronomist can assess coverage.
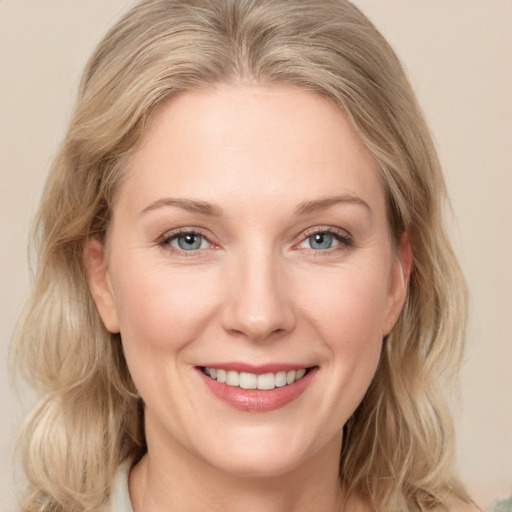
[486,497,512,512]
[109,465,511,512]
[110,463,134,512]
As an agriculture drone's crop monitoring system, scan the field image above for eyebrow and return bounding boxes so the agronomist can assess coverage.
[139,194,371,217]
[295,195,372,215]
[139,198,223,216]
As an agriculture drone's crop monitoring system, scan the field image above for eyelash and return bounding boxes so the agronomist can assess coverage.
[158,228,215,257]
[298,227,353,253]
[158,226,353,256]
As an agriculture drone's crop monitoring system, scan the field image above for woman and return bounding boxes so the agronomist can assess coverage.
[11,0,480,511]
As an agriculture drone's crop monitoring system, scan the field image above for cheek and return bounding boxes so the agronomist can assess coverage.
[110,261,225,413]
[111,259,222,355]
[296,262,389,400]
[297,260,391,342]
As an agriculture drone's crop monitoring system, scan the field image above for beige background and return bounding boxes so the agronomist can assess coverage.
[1,1,510,510]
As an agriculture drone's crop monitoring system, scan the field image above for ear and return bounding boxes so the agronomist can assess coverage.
[382,233,412,336]
[83,238,120,333]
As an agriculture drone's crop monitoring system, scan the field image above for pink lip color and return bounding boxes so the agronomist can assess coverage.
[198,366,318,412]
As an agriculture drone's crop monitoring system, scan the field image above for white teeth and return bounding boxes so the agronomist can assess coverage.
[203,367,309,390]
[257,373,275,390]
[239,372,257,390]
[226,370,240,387]
[296,368,306,380]
[275,371,287,388]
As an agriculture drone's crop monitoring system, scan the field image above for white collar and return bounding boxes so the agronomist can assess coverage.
[111,462,135,512]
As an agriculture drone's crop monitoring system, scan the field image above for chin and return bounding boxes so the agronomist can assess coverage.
[206,452,309,479]
[192,425,333,480]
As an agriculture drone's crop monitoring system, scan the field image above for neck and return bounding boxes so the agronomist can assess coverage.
[129,417,347,512]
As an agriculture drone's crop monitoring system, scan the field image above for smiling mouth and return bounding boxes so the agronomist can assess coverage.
[200,367,314,391]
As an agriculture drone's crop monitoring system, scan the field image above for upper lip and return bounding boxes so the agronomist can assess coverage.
[197,362,317,374]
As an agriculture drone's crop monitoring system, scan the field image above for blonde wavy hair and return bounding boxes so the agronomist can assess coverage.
[12,0,470,511]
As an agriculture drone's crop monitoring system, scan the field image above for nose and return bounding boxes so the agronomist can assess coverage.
[221,249,297,342]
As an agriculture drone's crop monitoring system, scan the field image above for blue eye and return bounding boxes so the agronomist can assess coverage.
[170,233,207,251]
[307,232,337,250]
[298,230,351,252]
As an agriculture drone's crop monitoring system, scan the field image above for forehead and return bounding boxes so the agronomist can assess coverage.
[118,83,384,215]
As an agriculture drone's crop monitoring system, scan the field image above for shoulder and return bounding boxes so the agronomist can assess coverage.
[483,497,512,512]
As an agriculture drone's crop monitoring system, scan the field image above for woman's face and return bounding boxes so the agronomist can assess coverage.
[87,84,409,478]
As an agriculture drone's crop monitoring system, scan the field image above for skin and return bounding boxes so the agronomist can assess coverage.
[85,83,412,512]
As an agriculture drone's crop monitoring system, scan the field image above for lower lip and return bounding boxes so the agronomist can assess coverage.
[198,368,318,412]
